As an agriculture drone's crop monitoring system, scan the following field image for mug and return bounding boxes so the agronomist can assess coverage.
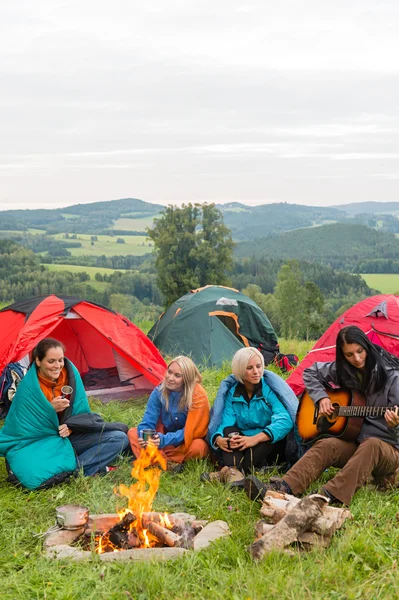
[142,428,157,442]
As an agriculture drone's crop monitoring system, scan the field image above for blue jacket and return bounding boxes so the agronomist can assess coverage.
[208,370,300,443]
[138,385,188,449]
[210,377,293,449]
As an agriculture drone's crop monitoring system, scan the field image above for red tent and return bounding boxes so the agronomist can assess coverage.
[287,294,399,397]
[0,295,166,401]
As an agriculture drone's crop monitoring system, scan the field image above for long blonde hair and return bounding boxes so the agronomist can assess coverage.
[160,356,202,411]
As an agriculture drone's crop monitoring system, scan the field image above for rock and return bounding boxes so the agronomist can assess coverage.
[193,520,230,551]
[44,527,85,549]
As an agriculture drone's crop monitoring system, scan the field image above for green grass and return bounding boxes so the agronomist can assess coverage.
[1,356,399,599]
[360,274,399,294]
[44,264,117,291]
[52,234,153,257]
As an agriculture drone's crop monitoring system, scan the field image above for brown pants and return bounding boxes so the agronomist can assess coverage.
[283,437,399,505]
[128,427,210,464]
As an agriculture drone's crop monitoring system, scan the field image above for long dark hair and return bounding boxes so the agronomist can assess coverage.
[32,338,65,363]
[335,326,399,392]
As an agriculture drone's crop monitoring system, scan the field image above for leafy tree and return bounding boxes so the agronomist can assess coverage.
[274,260,305,338]
[147,203,234,305]
[303,281,325,340]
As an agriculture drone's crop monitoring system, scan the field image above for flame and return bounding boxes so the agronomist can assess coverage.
[96,443,167,553]
[159,513,172,528]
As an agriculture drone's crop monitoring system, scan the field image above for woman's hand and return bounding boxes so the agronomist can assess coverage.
[385,407,399,428]
[51,395,70,413]
[147,434,161,448]
[215,436,232,452]
[138,434,161,449]
[318,397,334,416]
[231,433,269,451]
[58,424,71,438]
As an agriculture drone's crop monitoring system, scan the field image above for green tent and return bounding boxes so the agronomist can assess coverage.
[148,285,279,367]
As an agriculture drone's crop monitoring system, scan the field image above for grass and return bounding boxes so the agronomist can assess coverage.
[44,264,122,292]
[51,234,153,257]
[360,274,399,295]
[1,355,399,599]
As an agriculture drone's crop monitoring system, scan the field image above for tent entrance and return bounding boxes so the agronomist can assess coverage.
[209,311,249,346]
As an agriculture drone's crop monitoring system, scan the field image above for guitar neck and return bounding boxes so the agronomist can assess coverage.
[338,405,394,418]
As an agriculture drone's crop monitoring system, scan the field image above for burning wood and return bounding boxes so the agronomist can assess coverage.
[147,521,182,547]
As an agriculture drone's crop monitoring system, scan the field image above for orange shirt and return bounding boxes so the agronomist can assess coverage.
[37,367,68,403]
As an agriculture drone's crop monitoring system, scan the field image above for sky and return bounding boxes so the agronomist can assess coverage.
[1,0,399,210]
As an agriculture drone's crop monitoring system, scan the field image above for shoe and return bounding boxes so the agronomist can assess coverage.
[244,475,292,502]
[105,465,118,473]
[244,475,269,501]
[319,487,343,506]
[200,466,244,485]
[167,461,185,474]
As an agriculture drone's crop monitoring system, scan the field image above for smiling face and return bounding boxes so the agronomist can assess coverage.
[35,346,65,381]
[164,361,184,392]
[242,355,263,387]
[341,342,367,370]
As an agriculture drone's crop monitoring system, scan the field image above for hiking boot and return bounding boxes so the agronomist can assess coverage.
[167,461,185,474]
[200,466,244,485]
[319,487,343,506]
[244,475,292,502]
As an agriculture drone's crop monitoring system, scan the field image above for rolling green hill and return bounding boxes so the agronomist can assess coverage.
[234,223,399,272]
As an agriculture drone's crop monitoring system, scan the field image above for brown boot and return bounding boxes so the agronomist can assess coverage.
[200,466,244,484]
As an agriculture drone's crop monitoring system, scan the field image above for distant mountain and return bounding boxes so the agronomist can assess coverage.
[218,203,347,241]
[332,202,399,216]
[234,223,399,272]
[0,197,162,234]
[1,197,398,239]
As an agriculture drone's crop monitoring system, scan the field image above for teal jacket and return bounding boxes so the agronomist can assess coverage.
[0,359,90,490]
[210,378,292,449]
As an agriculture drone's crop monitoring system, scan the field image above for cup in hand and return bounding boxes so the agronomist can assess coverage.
[142,428,157,442]
[61,385,73,401]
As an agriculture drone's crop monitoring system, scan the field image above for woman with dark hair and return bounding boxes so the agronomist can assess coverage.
[0,338,129,489]
[245,326,399,506]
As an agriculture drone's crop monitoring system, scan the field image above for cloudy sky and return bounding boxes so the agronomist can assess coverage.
[1,0,399,210]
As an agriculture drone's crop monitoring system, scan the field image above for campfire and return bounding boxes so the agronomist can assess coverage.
[44,444,230,562]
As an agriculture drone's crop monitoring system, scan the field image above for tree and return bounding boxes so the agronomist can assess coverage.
[303,281,325,340]
[147,203,234,305]
[274,260,305,338]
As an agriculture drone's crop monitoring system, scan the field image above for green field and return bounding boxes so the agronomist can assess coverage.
[1,354,399,599]
[361,274,399,294]
[44,264,121,291]
[52,233,153,256]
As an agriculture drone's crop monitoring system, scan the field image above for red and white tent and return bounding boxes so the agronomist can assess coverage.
[287,294,399,397]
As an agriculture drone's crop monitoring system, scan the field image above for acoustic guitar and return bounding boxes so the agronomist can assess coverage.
[296,388,395,445]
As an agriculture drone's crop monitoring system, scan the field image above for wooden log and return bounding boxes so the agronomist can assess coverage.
[254,520,331,548]
[260,493,352,536]
[249,495,327,561]
[146,521,182,547]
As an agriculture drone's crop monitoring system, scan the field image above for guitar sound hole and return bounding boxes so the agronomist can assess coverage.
[316,404,339,433]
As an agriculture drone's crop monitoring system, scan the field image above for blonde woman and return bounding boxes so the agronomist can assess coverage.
[208,347,293,477]
[128,356,210,470]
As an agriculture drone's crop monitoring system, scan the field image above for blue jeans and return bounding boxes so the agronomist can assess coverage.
[70,430,129,476]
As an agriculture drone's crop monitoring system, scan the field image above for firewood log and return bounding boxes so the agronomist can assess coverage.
[249,495,327,561]
[260,493,352,536]
[146,521,182,547]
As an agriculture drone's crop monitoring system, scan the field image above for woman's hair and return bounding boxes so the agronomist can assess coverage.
[160,356,202,411]
[335,325,399,392]
[231,347,265,384]
[32,338,65,363]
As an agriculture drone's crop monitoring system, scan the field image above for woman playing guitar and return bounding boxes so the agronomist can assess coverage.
[245,325,399,506]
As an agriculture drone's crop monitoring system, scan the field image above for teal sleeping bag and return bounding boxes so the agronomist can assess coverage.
[0,359,90,489]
